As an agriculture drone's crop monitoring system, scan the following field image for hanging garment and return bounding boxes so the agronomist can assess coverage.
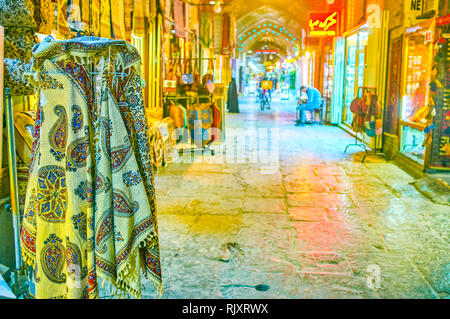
[199,12,211,48]
[111,0,125,39]
[210,103,221,142]
[32,0,54,34]
[123,0,133,41]
[163,0,172,32]
[221,13,230,55]
[132,0,145,36]
[21,36,161,299]
[227,77,239,113]
[57,0,71,37]
[350,97,367,133]
[80,0,90,30]
[0,0,37,95]
[173,0,185,38]
[99,0,112,38]
[213,14,223,55]
[91,0,101,35]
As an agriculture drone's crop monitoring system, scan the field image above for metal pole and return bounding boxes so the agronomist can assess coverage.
[4,88,22,270]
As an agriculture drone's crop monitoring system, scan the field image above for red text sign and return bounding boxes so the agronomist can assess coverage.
[308,12,338,37]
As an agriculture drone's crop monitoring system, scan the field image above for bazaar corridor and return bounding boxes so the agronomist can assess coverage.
[133,96,450,299]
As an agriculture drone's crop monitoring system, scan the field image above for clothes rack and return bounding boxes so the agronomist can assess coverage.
[163,95,223,156]
[344,87,376,155]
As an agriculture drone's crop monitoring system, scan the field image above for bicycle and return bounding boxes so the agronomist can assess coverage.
[258,90,271,111]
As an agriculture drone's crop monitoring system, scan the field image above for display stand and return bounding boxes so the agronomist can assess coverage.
[362,134,387,163]
[164,95,225,156]
[344,132,368,153]
[344,86,387,163]
[347,87,387,163]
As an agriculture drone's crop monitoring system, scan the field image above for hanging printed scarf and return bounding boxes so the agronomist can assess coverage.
[79,0,90,30]
[21,36,162,299]
[221,13,230,55]
[173,0,185,38]
[32,0,55,34]
[213,14,223,55]
[199,11,211,48]
[188,5,198,35]
[164,0,172,33]
[133,0,146,37]
[99,0,112,38]
[57,0,71,37]
[230,15,236,51]
[91,0,101,36]
[110,0,125,39]
[123,0,132,41]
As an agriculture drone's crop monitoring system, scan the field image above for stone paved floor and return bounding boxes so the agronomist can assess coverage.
[139,95,449,299]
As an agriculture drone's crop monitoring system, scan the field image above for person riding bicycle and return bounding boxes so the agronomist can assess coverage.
[296,85,322,125]
[258,88,271,110]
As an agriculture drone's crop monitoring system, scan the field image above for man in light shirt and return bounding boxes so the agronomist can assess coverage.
[296,85,323,125]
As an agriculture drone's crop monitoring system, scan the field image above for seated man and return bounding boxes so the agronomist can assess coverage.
[296,85,323,125]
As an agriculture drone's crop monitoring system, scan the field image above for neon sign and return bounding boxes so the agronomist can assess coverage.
[308,12,338,37]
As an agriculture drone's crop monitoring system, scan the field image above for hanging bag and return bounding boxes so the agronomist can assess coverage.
[163,60,177,93]
[191,59,201,92]
[181,59,194,87]
[168,100,184,128]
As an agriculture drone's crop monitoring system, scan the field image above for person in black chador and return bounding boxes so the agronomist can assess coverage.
[227,77,240,113]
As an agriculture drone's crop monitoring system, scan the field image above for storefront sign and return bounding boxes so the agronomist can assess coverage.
[404,0,424,26]
[425,30,433,42]
[308,12,338,37]
[436,13,450,26]
[410,0,423,11]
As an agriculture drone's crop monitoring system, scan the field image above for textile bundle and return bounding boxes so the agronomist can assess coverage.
[21,36,162,299]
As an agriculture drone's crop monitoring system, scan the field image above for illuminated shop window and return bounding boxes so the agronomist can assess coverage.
[399,31,433,164]
[343,30,368,125]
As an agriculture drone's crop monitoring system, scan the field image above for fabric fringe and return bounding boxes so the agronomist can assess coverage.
[97,231,163,299]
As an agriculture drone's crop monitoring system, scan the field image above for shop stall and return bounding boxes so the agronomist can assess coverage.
[0,0,229,299]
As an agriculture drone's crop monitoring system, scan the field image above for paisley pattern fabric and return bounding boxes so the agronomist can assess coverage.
[21,37,162,299]
[49,105,68,161]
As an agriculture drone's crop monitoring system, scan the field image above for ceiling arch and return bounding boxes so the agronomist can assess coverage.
[222,0,329,58]
[238,21,299,44]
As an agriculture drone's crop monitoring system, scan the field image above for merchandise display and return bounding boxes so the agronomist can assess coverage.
[20,36,161,299]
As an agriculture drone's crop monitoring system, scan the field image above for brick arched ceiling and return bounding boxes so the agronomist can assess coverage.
[220,0,331,55]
